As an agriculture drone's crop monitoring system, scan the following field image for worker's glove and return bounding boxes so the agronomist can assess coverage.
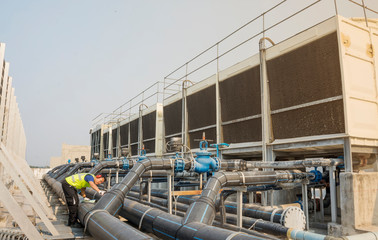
[83,197,90,201]
[98,190,106,196]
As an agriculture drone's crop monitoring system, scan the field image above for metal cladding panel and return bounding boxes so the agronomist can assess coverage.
[187,85,216,130]
[223,118,262,143]
[142,111,156,140]
[220,66,261,121]
[143,140,155,153]
[272,99,345,139]
[120,123,129,146]
[189,128,216,149]
[164,100,182,136]
[130,119,139,144]
[268,32,342,111]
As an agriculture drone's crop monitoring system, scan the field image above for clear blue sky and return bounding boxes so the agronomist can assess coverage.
[0,0,376,166]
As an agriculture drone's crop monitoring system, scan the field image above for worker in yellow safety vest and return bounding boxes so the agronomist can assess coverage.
[61,173,106,227]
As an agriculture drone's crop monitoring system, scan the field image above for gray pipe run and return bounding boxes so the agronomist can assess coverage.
[183,170,310,225]
[246,158,344,169]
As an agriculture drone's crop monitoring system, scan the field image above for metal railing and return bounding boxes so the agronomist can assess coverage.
[92,0,377,128]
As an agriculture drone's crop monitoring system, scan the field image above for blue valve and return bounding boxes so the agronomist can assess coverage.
[122,157,129,170]
[138,149,147,161]
[310,167,322,183]
[210,143,230,158]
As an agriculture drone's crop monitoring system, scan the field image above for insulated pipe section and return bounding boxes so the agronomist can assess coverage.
[78,202,153,240]
[183,170,309,225]
[246,159,343,169]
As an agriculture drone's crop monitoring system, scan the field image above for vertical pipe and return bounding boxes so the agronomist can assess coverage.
[344,137,353,172]
[138,107,143,154]
[199,173,203,190]
[361,0,369,27]
[313,187,317,221]
[320,187,324,222]
[107,170,111,190]
[216,43,222,144]
[249,192,254,204]
[167,174,172,214]
[108,125,112,158]
[333,0,338,15]
[100,125,105,161]
[302,181,309,230]
[147,178,151,203]
[329,166,337,223]
[116,169,119,184]
[236,190,243,227]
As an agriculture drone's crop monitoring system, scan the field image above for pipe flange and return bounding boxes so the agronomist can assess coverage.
[213,157,220,172]
[281,206,306,230]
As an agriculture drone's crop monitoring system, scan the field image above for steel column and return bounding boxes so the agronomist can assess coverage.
[329,165,337,223]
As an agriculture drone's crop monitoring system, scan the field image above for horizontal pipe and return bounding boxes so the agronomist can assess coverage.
[246,159,343,170]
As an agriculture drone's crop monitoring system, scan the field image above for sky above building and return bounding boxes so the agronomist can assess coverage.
[0,0,377,166]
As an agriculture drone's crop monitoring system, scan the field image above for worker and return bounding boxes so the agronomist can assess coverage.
[61,173,106,227]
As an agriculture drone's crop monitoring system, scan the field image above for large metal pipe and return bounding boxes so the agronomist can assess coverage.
[246,159,343,170]
[183,170,310,225]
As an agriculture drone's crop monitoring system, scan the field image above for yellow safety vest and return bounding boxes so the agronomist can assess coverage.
[65,173,95,189]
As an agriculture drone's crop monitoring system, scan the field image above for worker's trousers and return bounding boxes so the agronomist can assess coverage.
[61,179,79,225]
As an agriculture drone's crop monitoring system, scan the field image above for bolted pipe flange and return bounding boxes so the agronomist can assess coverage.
[174,158,185,173]
[310,169,322,183]
[122,158,129,170]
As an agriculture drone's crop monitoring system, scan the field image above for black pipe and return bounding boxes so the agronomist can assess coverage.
[56,162,94,182]
[183,170,309,225]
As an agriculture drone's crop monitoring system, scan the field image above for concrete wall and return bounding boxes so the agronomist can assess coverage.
[50,143,90,168]
[31,167,50,180]
[340,172,378,234]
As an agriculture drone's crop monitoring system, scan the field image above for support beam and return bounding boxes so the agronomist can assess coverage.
[0,180,43,240]
[0,150,59,236]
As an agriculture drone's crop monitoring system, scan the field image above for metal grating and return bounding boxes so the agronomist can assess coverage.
[220,66,261,122]
[267,32,342,111]
[164,100,182,136]
[187,85,216,130]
